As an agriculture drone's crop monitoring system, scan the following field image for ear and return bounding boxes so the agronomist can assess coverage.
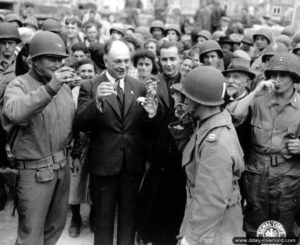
[103,55,109,66]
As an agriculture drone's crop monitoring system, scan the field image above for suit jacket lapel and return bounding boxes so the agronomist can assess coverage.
[124,77,135,118]
[99,73,122,120]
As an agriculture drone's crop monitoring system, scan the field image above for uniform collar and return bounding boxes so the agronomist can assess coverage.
[266,89,299,109]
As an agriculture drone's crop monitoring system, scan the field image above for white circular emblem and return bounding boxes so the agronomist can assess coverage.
[257,220,286,237]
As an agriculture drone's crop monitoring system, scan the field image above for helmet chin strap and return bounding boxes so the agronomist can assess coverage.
[32,62,53,83]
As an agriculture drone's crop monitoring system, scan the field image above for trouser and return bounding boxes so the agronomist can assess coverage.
[90,166,143,245]
[243,170,300,238]
[15,164,70,245]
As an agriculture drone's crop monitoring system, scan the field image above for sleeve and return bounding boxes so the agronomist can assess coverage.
[185,136,233,244]
[3,79,53,126]
[74,80,102,132]
[226,100,252,127]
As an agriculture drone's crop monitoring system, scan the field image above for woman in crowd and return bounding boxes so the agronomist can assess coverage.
[132,49,159,84]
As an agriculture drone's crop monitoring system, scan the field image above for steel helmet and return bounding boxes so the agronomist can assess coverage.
[292,43,300,54]
[265,52,300,83]
[164,24,181,37]
[261,42,288,63]
[23,16,38,29]
[253,28,273,44]
[276,35,291,49]
[109,24,124,36]
[181,66,226,106]
[42,18,61,33]
[281,26,295,37]
[292,31,300,47]
[29,31,68,59]
[241,32,254,45]
[197,30,212,41]
[4,13,23,27]
[150,20,164,33]
[0,22,21,43]
[199,40,223,63]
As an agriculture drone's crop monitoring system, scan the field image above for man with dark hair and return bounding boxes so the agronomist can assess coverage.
[74,39,158,245]
[137,41,186,245]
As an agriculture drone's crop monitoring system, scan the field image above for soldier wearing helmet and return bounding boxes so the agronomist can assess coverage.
[2,31,76,245]
[109,23,125,40]
[150,19,165,41]
[199,40,224,70]
[196,30,212,45]
[251,28,273,76]
[229,52,300,239]
[165,24,181,42]
[0,22,22,212]
[250,42,288,91]
[170,66,244,245]
[0,22,21,89]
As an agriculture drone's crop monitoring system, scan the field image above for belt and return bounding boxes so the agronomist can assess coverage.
[16,149,67,170]
[251,152,289,166]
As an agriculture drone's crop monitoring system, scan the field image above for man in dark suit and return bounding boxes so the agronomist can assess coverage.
[74,39,157,245]
[136,41,186,245]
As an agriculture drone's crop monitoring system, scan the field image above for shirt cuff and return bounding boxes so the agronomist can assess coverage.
[45,84,57,97]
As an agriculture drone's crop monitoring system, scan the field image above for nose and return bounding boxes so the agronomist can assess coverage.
[53,59,62,68]
[228,77,234,84]
[5,42,9,48]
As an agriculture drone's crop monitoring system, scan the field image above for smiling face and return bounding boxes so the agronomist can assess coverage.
[160,46,180,78]
[78,63,96,79]
[225,71,249,98]
[104,41,130,79]
[254,35,269,51]
[180,58,193,77]
[137,57,153,79]
[66,22,79,39]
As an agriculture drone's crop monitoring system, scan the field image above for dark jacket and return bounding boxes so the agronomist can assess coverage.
[74,72,150,176]
[136,72,186,243]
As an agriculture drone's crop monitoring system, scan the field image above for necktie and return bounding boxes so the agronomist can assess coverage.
[116,80,124,113]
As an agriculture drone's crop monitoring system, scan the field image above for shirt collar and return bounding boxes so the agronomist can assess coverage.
[266,89,299,109]
[105,70,125,91]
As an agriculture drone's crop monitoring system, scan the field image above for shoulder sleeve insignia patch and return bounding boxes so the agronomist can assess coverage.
[207,133,217,142]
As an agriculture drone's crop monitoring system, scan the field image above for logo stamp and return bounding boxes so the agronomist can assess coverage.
[257,220,286,238]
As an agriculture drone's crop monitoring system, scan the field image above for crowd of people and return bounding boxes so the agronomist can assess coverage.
[0,4,300,245]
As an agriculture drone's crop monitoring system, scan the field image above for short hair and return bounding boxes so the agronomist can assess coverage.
[132,49,158,75]
[71,42,89,54]
[65,16,81,27]
[158,41,182,56]
[181,55,193,62]
[144,38,158,48]
[84,21,101,31]
[75,58,96,71]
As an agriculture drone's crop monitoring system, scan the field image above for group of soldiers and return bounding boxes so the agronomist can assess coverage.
[0,9,300,245]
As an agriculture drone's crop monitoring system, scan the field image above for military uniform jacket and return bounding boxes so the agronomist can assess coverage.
[179,110,245,245]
